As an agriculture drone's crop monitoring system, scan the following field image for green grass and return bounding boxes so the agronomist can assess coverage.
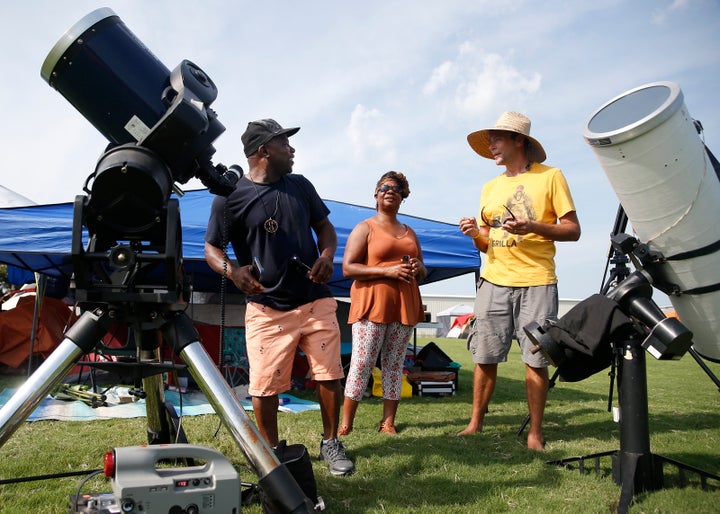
[0,338,719,513]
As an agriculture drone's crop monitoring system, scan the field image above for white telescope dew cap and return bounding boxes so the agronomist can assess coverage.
[583,81,720,361]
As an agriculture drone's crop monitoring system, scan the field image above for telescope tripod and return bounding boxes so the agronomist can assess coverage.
[541,206,719,513]
[0,301,314,513]
[546,329,719,513]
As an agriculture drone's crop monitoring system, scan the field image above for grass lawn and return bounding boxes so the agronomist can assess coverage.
[0,337,718,513]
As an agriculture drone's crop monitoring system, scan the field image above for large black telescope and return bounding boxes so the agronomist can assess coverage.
[40,7,234,190]
[0,8,316,513]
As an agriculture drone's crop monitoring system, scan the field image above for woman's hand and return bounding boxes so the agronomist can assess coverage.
[409,257,426,281]
[388,257,415,283]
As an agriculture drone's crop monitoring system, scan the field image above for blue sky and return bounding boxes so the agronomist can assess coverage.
[1,0,718,301]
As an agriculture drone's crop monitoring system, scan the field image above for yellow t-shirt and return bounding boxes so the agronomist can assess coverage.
[478,163,576,287]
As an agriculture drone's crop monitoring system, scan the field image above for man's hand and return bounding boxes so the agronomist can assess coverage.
[309,255,334,284]
[459,216,480,238]
[503,217,532,236]
[231,265,265,295]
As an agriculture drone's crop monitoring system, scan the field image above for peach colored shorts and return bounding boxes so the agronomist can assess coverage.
[245,297,344,396]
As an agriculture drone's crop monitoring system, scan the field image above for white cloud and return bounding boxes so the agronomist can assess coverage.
[652,0,691,24]
[346,105,396,163]
[422,42,542,119]
[1,0,718,299]
[423,61,455,96]
[456,53,542,117]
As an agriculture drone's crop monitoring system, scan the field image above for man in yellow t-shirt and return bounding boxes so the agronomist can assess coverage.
[457,111,581,450]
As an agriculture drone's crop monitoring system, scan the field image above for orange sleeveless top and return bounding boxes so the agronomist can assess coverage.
[347,218,424,326]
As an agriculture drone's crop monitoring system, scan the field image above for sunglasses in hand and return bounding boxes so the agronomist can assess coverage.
[480,205,516,228]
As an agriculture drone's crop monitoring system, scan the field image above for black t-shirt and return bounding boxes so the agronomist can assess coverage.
[205,174,333,310]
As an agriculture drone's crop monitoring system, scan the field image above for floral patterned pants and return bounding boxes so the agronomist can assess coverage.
[343,319,414,401]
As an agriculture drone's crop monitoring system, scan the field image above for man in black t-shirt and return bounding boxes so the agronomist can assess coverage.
[205,119,354,476]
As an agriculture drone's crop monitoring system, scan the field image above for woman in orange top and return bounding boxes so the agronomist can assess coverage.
[339,171,426,436]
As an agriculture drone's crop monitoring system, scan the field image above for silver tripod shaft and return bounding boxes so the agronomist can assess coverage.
[0,309,109,447]
[0,337,86,447]
[180,340,280,476]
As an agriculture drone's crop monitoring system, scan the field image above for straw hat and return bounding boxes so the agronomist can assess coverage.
[467,111,546,163]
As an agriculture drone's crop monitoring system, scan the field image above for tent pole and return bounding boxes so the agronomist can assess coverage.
[26,273,47,376]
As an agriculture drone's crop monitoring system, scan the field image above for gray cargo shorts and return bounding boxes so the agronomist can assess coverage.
[466,279,557,367]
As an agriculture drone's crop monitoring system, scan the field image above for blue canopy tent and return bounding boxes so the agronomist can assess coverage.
[0,189,479,297]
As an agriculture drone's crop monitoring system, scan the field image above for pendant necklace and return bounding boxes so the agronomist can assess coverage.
[248,175,281,234]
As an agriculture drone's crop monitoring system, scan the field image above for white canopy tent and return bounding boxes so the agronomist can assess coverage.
[0,186,35,207]
[0,185,36,287]
[436,303,474,337]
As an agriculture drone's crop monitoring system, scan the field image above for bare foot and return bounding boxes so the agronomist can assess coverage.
[455,425,482,437]
[527,433,546,450]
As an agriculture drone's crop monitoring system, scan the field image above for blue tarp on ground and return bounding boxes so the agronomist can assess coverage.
[0,387,320,421]
[0,189,479,296]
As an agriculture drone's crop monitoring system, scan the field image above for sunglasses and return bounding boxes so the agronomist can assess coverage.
[480,205,516,228]
[377,184,403,194]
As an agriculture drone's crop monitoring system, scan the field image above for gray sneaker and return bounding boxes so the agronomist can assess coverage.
[319,438,355,476]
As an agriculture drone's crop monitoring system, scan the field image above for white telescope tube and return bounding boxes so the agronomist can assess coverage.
[583,81,720,361]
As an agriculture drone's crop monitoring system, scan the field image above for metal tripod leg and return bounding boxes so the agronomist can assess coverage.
[180,341,278,474]
[0,307,314,512]
[0,309,109,447]
[516,367,560,437]
[165,311,315,513]
[180,341,314,511]
[546,333,719,514]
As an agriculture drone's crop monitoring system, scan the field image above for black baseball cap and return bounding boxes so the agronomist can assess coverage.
[241,119,300,157]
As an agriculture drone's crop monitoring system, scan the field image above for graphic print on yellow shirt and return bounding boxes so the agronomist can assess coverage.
[478,163,576,287]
